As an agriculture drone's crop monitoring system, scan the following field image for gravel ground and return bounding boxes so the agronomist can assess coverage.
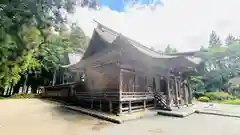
[0,99,240,135]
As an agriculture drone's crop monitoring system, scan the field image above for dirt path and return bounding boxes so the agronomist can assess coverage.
[1,99,240,135]
[0,99,112,135]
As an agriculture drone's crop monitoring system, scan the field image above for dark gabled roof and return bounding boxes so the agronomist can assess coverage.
[167,50,208,56]
[95,26,119,44]
[168,51,199,56]
[68,20,201,72]
[95,20,176,59]
[96,22,202,66]
[127,38,176,58]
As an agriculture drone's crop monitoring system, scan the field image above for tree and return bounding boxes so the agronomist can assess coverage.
[69,23,89,52]
[0,0,92,94]
[200,46,206,51]
[164,44,177,54]
[193,31,240,92]
[209,31,222,48]
[225,34,239,46]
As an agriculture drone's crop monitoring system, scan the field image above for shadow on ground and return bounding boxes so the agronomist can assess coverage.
[51,105,98,121]
[50,104,113,131]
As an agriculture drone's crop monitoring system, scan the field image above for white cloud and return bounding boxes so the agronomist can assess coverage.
[71,0,240,52]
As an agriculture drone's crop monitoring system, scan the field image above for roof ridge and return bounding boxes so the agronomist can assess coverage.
[123,35,163,55]
[94,19,166,56]
[94,20,120,37]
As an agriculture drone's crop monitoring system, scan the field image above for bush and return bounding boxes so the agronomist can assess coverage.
[205,92,234,101]
[220,99,240,105]
[11,93,35,99]
[193,91,206,99]
[198,96,210,102]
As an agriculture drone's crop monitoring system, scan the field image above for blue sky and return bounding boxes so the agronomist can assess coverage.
[97,0,161,11]
[75,0,240,52]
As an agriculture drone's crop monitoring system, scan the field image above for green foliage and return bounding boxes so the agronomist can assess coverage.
[205,92,234,101]
[209,31,222,48]
[164,44,178,54]
[69,23,89,52]
[0,0,90,90]
[225,34,239,46]
[192,31,240,92]
[193,91,206,99]
[11,93,35,99]
[220,99,240,105]
[190,76,205,90]
[198,96,210,102]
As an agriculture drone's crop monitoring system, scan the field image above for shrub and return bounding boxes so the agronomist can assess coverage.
[220,99,240,105]
[205,92,234,101]
[198,96,210,102]
[11,93,35,99]
[193,91,206,99]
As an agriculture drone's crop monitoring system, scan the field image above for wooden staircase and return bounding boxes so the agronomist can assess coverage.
[154,92,172,111]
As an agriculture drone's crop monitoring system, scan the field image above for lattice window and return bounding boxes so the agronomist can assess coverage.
[121,70,135,92]
[135,75,145,92]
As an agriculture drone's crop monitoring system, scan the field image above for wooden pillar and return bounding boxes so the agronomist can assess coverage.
[178,77,183,106]
[119,102,123,114]
[119,69,123,101]
[99,100,102,110]
[143,100,146,109]
[174,77,179,107]
[128,101,132,113]
[109,101,112,113]
[166,75,172,107]
[187,78,193,104]
[91,100,94,109]
[72,86,75,96]
[183,81,188,105]
[155,76,160,93]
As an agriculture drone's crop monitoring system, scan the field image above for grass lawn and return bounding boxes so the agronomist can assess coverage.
[0,93,36,100]
[219,99,240,105]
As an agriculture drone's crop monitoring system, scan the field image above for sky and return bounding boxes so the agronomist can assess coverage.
[96,0,162,12]
[71,0,240,52]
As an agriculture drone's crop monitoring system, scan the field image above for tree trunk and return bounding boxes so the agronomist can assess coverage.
[7,85,13,96]
[6,86,10,96]
[13,83,21,95]
[25,85,29,94]
[22,73,28,93]
[0,89,3,96]
[31,85,38,94]
[9,85,14,96]
[2,87,7,96]
[52,70,56,86]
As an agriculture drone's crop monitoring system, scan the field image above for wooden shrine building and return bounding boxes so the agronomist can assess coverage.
[44,21,201,114]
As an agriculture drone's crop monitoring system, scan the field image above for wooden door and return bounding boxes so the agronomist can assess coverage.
[155,76,161,93]
[160,76,167,94]
[120,69,135,92]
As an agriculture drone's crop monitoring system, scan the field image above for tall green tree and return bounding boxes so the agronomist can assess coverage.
[225,34,239,46]
[0,0,92,93]
[164,44,177,54]
[69,23,89,52]
[209,31,222,48]
[194,31,240,91]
